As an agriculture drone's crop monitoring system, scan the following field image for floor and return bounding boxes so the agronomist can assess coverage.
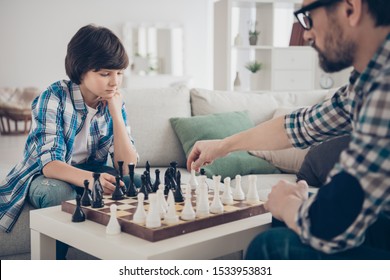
[0,134,28,181]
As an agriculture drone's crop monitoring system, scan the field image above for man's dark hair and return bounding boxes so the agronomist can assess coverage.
[364,0,390,26]
[325,0,390,27]
[65,24,129,85]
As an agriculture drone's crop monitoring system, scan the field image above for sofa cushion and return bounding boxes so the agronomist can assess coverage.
[190,88,278,125]
[122,86,191,168]
[190,88,329,125]
[170,110,280,180]
[249,106,309,173]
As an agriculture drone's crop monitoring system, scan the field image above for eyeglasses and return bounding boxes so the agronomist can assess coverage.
[294,0,341,30]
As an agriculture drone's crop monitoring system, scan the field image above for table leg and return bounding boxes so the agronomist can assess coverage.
[31,229,56,260]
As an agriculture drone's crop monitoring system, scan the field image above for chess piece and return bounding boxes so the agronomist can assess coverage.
[196,178,210,218]
[221,177,234,205]
[143,170,153,193]
[126,163,138,197]
[117,160,126,194]
[181,185,196,221]
[165,190,180,224]
[189,163,199,191]
[158,184,168,212]
[81,179,92,206]
[106,204,121,235]
[117,160,124,179]
[170,161,178,176]
[174,170,184,203]
[210,175,224,214]
[246,175,260,204]
[200,168,206,176]
[112,175,124,200]
[232,174,245,201]
[72,194,86,222]
[91,173,104,208]
[133,192,147,225]
[145,193,161,228]
[139,174,149,200]
[145,161,153,192]
[152,169,161,192]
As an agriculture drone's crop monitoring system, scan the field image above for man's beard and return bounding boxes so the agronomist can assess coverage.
[314,19,355,73]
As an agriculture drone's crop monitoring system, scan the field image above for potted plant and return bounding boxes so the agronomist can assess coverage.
[245,60,262,73]
[245,60,262,90]
[248,20,260,45]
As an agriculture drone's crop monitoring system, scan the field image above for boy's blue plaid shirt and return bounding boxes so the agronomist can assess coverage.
[0,80,136,232]
[285,33,390,253]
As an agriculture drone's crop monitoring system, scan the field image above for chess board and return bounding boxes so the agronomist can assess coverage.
[61,190,267,242]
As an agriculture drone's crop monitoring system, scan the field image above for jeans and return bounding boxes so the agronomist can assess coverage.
[28,163,142,259]
[245,215,390,260]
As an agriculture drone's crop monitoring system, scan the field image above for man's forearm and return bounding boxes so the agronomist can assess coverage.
[223,115,292,152]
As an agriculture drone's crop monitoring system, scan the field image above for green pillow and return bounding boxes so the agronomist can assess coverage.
[170,111,280,180]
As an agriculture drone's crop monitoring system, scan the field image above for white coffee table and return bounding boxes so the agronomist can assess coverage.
[30,205,271,260]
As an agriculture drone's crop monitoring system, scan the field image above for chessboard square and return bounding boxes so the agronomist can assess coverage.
[118,214,133,221]
[121,198,136,204]
[117,204,135,211]
[223,205,241,211]
[174,205,184,211]
[115,210,130,217]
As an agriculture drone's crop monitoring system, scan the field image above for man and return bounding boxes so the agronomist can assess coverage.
[187,0,390,259]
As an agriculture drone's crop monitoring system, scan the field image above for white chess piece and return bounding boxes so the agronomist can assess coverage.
[232,174,245,201]
[164,190,180,224]
[221,177,234,205]
[133,192,147,225]
[158,184,169,212]
[146,193,162,228]
[246,175,260,204]
[188,163,199,190]
[210,175,224,214]
[106,204,121,235]
[156,188,167,218]
[196,178,210,218]
[181,185,196,221]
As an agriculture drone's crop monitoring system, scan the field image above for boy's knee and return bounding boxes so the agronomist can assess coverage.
[29,178,77,208]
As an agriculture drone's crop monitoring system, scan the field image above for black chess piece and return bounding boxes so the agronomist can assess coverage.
[200,168,206,176]
[72,194,86,222]
[117,160,126,194]
[91,173,104,208]
[168,167,178,190]
[139,174,149,200]
[170,161,178,176]
[117,161,124,179]
[112,175,125,200]
[173,170,184,203]
[81,179,92,206]
[152,169,161,192]
[143,170,153,193]
[163,169,171,195]
[126,163,138,197]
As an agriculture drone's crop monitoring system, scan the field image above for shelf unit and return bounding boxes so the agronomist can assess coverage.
[214,0,350,92]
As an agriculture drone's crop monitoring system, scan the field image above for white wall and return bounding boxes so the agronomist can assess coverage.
[0,0,213,89]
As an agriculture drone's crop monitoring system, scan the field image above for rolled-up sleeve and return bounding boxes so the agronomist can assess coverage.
[33,89,67,168]
[285,85,352,149]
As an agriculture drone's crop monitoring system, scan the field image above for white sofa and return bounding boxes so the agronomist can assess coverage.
[0,86,332,260]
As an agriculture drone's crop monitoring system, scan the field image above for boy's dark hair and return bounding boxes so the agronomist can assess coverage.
[65,24,129,85]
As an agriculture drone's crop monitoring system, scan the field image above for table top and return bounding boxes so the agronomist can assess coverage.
[30,205,271,260]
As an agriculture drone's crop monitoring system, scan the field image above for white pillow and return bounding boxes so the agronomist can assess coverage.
[123,86,191,168]
[190,88,279,125]
[249,106,309,174]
